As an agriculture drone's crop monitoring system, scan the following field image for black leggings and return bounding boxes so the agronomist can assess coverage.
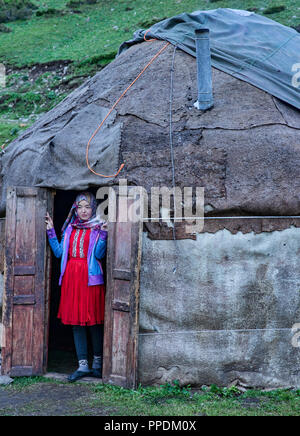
[72,324,104,361]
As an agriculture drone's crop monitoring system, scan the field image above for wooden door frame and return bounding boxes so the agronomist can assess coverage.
[44,186,142,388]
[44,189,55,373]
[1,185,142,385]
[102,185,143,388]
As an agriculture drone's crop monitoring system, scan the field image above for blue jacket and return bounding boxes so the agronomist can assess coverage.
[47,224,107,286]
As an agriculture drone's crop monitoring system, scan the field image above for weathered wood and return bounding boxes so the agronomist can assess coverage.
[14,266,36,276]
[112,300,130,312]
[43,189,55,373]
[0,218,5,273]
[113,269,132,281]
[13,295,36,305]
[1,187,17,374]
[1,186,54,376]
[144,222,197,240]
[10,366,33,377]
[15,187,38,197]
[103,186,142,388]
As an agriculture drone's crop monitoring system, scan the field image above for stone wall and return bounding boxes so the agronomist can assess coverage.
[138,227,300,388]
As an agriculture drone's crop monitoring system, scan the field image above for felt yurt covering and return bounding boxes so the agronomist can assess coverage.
[1,9,300,387]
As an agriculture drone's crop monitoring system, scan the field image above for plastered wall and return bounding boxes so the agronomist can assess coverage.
[138,227,300,388]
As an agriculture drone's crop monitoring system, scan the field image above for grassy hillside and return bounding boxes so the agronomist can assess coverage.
[0,0,299,148]
[1,0,299,66]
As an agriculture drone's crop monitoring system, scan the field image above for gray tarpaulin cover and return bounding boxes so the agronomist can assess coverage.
[118,8,300,109]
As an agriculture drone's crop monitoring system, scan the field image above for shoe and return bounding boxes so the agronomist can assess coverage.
[90,368,102,378]
[67,369,92,383]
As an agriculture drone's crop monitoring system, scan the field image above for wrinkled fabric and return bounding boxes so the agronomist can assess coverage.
[58,228,105,326]
[0,104,122,216]
[47,224,107,286]
[61,191,102,235]
[118,8,300,109]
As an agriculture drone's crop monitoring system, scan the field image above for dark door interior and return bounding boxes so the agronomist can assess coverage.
[47,188,107,374]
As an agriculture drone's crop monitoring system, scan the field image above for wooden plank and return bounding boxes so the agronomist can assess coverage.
[103,186,143,388]
[10,367,33,377]
[112,300,130,312]
[0,219,5,273]
[13,276,34,296]
[12,305,33,367]
[111,311,130,380]
[1,186,54,376]
[32,188,51,375]
[113,269,132,281]
[1,187,17,375]
[15,187,38,197]
[13,295,36,305]
[44,189,55,372]
[15,194,36,267]
[14,265,35,276]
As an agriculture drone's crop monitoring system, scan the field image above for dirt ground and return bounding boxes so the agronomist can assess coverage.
[0,382,117,416]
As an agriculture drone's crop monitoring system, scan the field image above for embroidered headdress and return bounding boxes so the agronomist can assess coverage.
[61,191,102,234]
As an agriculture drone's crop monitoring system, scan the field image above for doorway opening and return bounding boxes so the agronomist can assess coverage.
[47,188,107,375]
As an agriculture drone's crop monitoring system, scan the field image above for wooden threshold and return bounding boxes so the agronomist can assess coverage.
[44,372,103,384]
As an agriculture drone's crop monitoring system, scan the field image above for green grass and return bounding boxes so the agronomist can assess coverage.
[1,378,300,416]
[0,0,298,67]
[3,375,60,389]
[89,382,300,416]
[0,0,298,146]
[0,70,68,119]
[0,120,31,147]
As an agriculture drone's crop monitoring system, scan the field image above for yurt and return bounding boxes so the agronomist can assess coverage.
[0,9,300,388]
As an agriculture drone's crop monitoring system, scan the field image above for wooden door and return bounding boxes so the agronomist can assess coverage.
[1,186,54,376]
[103,186,143,388]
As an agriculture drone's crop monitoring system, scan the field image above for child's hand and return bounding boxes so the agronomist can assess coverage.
[45,212,54,230]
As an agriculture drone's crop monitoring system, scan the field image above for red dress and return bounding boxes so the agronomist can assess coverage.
[57,228,105,326]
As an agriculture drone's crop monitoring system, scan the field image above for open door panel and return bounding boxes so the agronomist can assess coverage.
[103,186,143,388]
[1,186,54,376]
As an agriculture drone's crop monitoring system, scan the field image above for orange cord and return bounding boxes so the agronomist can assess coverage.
[143,28,157,42]
[86,32,170,178]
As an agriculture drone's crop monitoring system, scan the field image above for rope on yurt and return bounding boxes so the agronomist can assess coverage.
[169,44,180,273]
[86,31,182,273]
[85,33,170,178]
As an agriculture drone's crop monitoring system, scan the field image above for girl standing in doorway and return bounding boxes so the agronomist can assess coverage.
[45,192,107,382]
